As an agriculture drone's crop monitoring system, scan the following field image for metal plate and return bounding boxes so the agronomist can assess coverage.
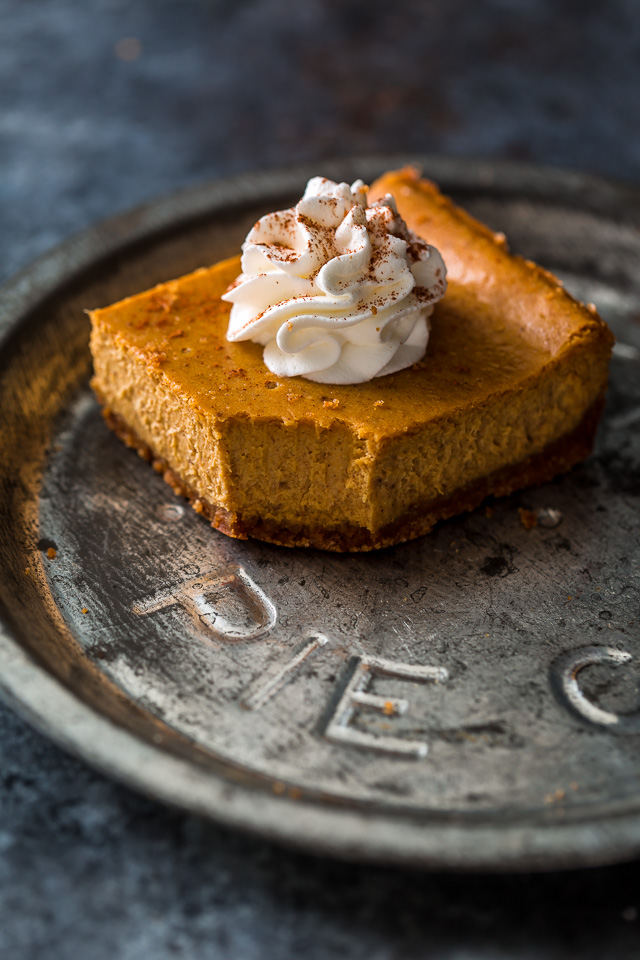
[1,156,640,871]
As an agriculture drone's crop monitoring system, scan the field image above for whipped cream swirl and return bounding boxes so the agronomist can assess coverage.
[222,177,447,384]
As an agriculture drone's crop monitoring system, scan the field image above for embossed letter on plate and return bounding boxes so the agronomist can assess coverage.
[322,655,448,758]
[133,565,277,642]
[241,634,329,710]
[550,645,640,734]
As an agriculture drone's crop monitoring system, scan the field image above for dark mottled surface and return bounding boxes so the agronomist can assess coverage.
[2,1,640,957]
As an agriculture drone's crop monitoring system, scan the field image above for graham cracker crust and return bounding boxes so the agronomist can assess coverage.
[96,392,605,552]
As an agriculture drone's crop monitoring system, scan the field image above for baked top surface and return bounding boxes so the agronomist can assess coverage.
[87,264,547,441]
[90,169,613,443]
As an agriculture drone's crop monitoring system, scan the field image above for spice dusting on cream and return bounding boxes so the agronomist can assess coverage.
[222,177,447,384]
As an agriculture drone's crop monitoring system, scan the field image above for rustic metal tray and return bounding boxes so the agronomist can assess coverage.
[1,156,639,871]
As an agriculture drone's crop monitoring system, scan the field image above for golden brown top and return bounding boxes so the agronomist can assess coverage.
[370,167,614,357]
[89,169,613,441]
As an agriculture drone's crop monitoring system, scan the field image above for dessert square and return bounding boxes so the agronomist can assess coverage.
[89,170,613,551]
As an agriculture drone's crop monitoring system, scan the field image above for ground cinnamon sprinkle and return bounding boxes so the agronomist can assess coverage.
[154,291,177,313]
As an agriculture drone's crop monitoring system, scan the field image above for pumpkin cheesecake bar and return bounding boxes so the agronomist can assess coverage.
[89,171,613,551]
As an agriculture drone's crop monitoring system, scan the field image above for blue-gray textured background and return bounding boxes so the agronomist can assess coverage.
[2,1,640,957]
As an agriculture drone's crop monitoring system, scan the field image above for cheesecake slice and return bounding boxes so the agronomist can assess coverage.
[89,170,613,551]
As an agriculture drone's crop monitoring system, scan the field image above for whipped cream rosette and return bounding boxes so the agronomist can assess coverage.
[222,177,447,384]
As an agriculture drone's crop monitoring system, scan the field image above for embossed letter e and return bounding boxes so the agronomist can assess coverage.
[322,655,448,759]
